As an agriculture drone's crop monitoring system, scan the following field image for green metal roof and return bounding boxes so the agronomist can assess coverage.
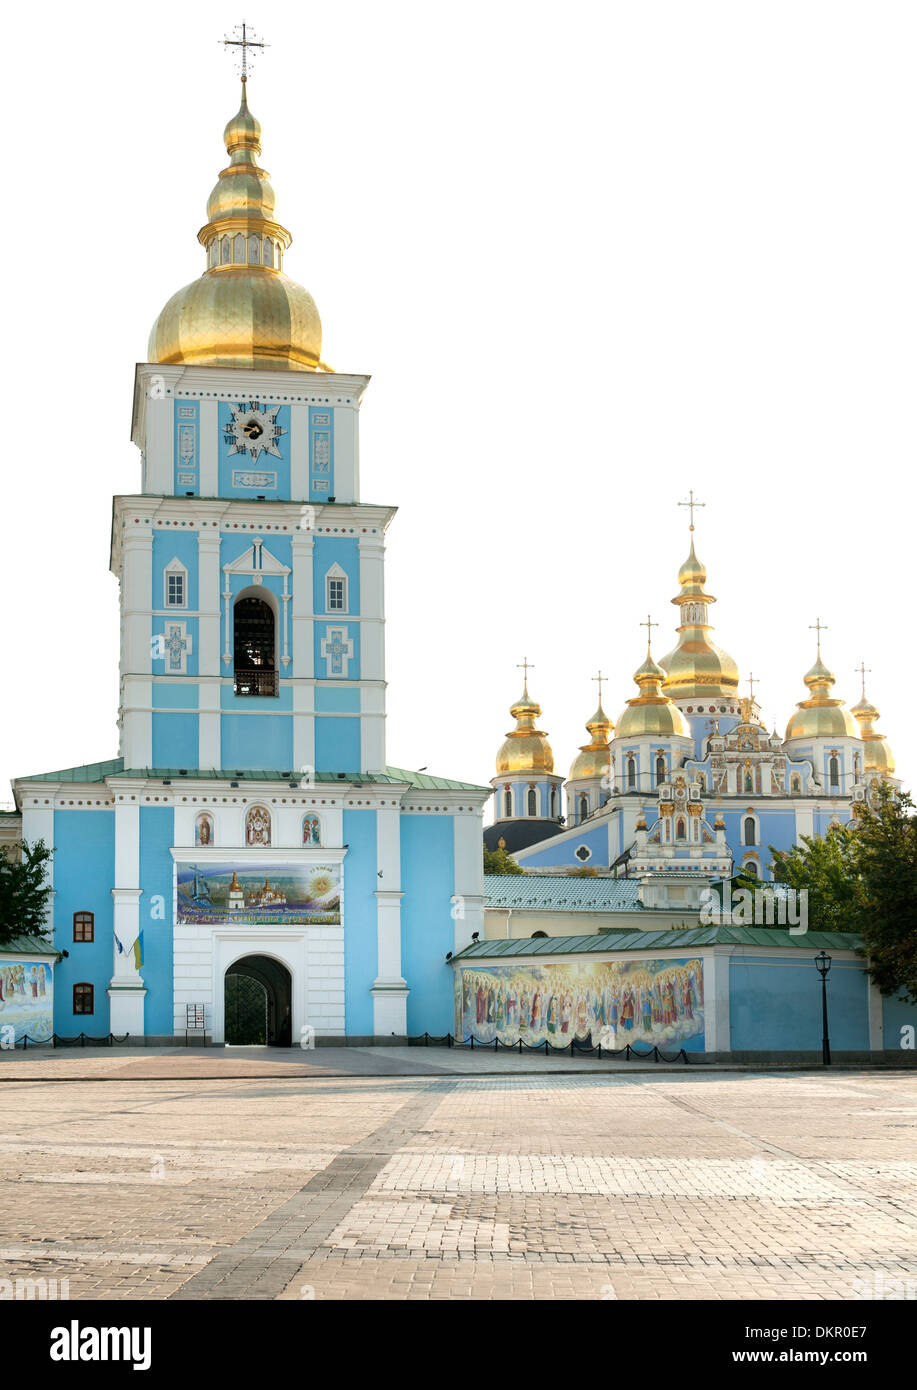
[0,935,60,957]
[14,759,487,794]
[452,925,864,960]
[484,874,644,912]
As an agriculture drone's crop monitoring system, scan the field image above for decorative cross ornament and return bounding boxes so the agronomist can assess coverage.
[222,21,267,80]
[678,490,705,531]
[747,672,759,701]
[517,657,534,689]
[810,617,828,654]
[640,614,658,646]
[321,626,354,678]
[592,670,605,702]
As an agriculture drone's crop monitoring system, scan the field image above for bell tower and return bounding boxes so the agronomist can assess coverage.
[117,69,392,777]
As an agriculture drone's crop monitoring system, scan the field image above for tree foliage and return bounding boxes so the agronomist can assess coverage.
[0,840,54,947]
[483,843,524,875]
[771,786,917,1002]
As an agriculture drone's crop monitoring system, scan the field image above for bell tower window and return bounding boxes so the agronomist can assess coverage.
[829,755,840,790]
[527,788,537,817]
[655,756,666,785]
[627,756,636,790]
[744,815,756,845]
[503,788,512,817]
[233,594,277,697]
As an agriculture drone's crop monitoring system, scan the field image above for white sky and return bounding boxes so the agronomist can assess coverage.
[1,0,913,811]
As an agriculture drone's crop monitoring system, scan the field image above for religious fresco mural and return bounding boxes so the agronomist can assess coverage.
[0,960,53,1043]
[177,862,341,925]
[455,957,704,1049]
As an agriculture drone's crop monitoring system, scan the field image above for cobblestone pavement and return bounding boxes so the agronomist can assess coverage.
[1,1065,916,1300]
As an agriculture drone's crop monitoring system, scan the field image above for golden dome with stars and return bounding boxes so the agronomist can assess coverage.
[616,646,690,739]
[495,679,555,775]
[568,697,614,781]
[850,679,895,777]
[148,79,328,372]
[657,537,740,701]
[785,649,859,741]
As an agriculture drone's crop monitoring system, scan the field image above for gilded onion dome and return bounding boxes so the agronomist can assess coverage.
[785,651,859,741]
[495,681,555,775]
[657,537,740,700]
[568,699,614,781]
[148,79,326,372]
[616,647,689,739]
[851,683,895,776]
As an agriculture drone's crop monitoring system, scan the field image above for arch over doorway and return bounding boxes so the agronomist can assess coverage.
[224,954,293,1046]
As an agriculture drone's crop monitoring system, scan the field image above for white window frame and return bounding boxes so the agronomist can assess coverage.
[163,558,188,609]
[325,562,349,614]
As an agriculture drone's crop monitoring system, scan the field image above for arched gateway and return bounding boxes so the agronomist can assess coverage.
[224,955,292,1046]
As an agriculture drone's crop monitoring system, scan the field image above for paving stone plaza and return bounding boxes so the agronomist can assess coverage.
[1,1050,915,1301]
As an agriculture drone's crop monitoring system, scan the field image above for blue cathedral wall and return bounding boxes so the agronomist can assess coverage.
[401,815,456,1036]
[728,957,869,1052]
[52,811,115,1035]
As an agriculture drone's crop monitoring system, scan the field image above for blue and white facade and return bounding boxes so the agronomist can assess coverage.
[11,84,491,1045]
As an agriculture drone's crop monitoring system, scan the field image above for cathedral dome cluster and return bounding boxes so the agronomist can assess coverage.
[148,81,325,372]
[488,520,899,861]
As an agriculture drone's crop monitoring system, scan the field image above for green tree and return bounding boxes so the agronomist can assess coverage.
[770,823,862,934]
[848,787,917,1003]
[0,840,54,947]
[771,787,917,1002]
[483,842,524,875]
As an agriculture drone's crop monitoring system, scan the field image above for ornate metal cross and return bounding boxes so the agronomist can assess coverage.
[809,617,828,654]
[678,490,705,531]
[222,22,267,80]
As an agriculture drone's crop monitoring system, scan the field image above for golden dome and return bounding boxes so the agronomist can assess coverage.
[658,537,740,701]
[851,681,895,776]
[616,646,690,739]
[495,680,555,774]
[785,647,858,741]
[568,698,614,781]
[148,80,326,372]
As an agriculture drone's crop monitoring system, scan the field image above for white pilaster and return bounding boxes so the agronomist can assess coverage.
[120,524,154,768]
[703,946,731,1056]
[197,530,222,768]
[372,806,408,1034]
[199,400,218,495]
[453,812,485,953]
[108,785,146,1035]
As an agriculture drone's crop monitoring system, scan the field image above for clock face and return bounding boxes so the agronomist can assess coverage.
[225,403,286,462]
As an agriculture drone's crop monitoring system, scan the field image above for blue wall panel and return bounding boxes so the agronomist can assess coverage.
[221,715,293,771]
[315,717,361,773]
[152,713,199,769]
[52,811,115,1035]
[729,957,869,1051]
[401,815,455,1036]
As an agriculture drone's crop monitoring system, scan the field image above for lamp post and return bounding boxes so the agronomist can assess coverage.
[814,951,832,1066]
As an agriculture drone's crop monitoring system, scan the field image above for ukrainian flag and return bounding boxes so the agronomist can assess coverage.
[133,932,144,970]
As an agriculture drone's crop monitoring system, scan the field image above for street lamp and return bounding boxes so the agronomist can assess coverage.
[814,951,832,1066]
